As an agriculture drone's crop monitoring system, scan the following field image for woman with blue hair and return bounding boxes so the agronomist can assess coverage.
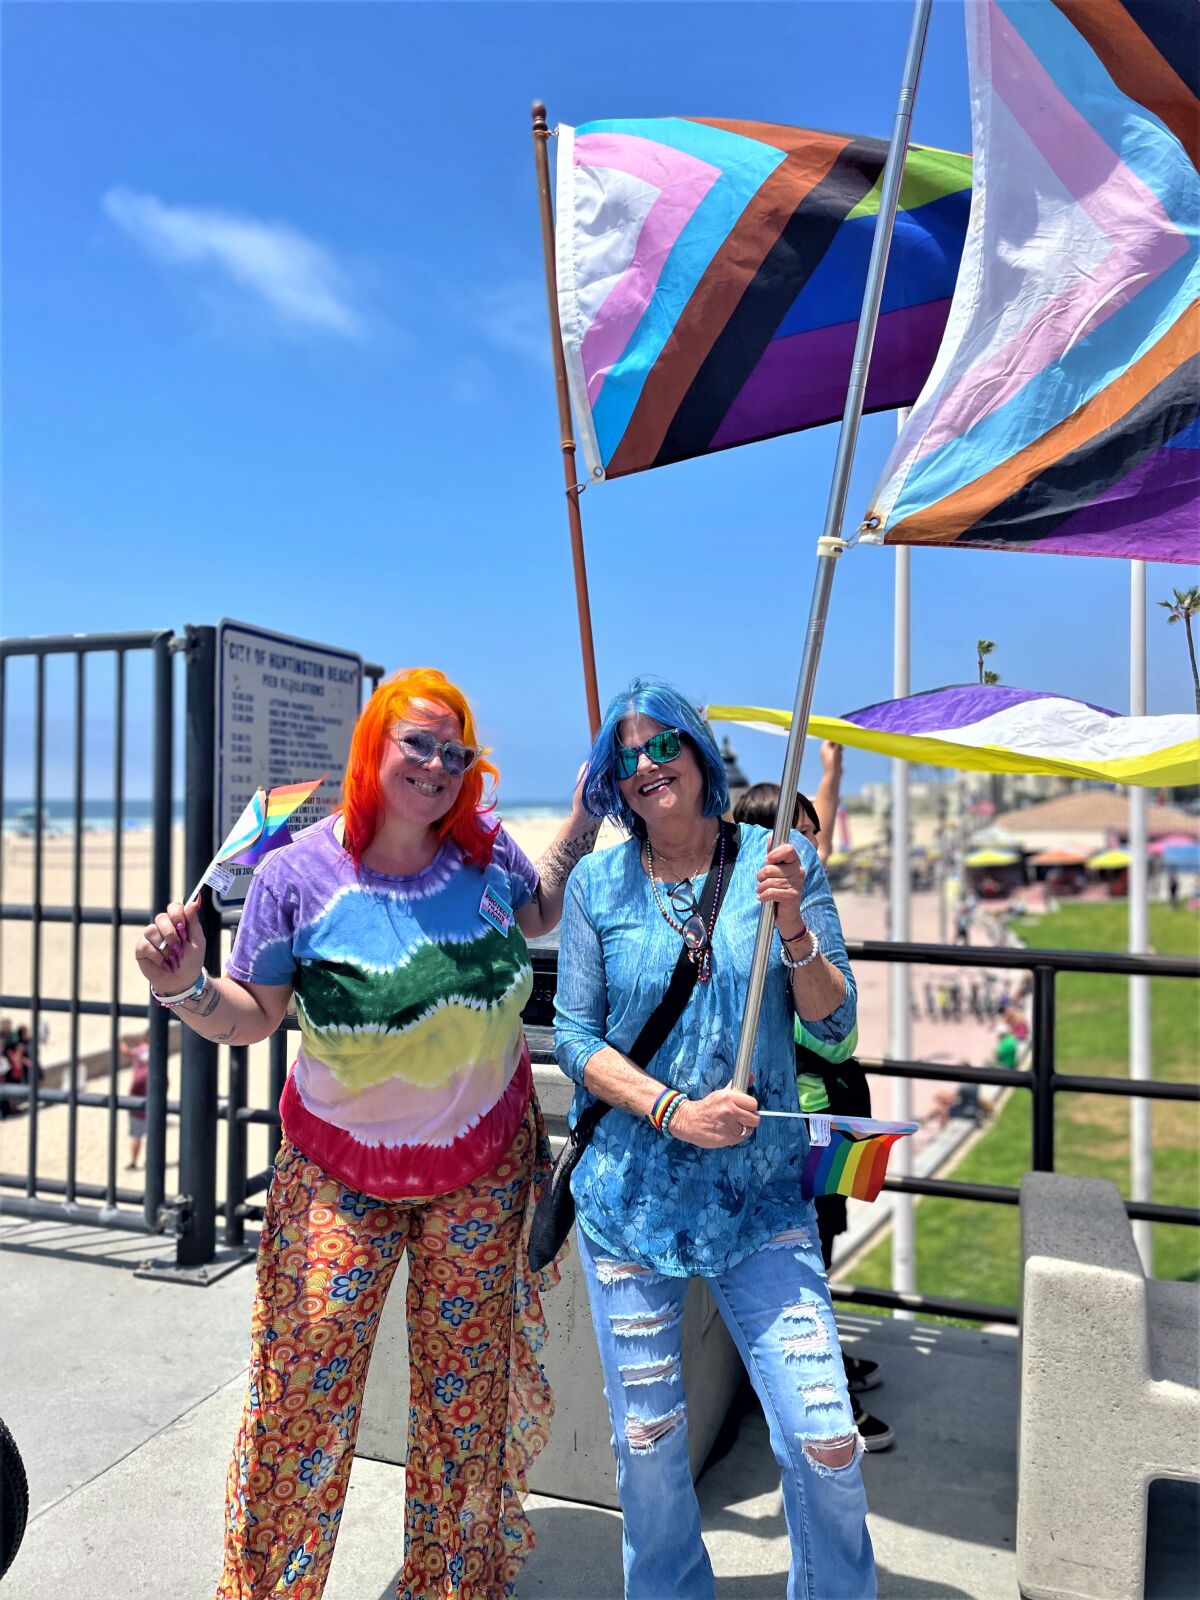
[554,677,875,1599]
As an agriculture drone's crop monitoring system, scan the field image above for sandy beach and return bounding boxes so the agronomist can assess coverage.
[2,813,1003,1217]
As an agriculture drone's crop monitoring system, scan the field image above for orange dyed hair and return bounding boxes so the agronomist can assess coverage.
[339,668,499,869]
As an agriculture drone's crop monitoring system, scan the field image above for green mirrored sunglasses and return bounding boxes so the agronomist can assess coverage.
[616,727,683,780]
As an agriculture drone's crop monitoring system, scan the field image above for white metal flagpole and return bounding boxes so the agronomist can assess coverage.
[1129,560,1152,1270]
[889,410,915,1313]
[731,0,934,1095]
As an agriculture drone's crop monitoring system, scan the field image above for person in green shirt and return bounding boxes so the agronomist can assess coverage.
[996,1027,1020,1071]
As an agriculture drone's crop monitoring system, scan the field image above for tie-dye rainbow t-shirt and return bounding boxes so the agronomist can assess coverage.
[226,814,539,1199]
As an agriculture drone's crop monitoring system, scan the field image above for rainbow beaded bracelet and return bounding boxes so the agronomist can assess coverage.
[660,1095,687,1138]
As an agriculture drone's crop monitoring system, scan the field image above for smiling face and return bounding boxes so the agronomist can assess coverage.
[378,702,466,829]
[616,713,707,835]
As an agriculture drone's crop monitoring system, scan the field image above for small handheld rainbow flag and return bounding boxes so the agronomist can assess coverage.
[759,1111,919,1203]
[188,774,327,902]
[802,1115,917,1203]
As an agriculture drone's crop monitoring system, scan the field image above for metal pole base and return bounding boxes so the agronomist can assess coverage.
[133,1250,251,1286]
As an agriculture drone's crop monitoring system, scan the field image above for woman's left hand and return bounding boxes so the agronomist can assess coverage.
[756,842,807,942]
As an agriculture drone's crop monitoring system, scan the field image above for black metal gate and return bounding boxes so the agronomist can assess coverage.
[0,626,380,1277]
[1,630,175,1234]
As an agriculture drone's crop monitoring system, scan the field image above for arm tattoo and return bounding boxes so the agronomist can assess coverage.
[182,986,223,1020]
[536,819,601,900]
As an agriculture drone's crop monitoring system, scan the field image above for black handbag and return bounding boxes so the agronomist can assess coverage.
[527,820,740,1272]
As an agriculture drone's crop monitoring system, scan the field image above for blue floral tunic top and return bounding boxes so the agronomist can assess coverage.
[554,822,857,1276]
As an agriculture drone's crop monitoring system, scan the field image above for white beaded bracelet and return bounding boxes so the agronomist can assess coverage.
[780,929,821,970]
[151,970,210,1008]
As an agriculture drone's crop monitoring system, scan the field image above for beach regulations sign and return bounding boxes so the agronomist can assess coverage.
[215,619,364,905]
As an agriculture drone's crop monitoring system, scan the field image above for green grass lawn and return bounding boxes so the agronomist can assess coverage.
[849,902,1200,1317]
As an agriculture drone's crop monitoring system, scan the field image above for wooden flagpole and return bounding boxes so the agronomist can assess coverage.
[531,100,602,738]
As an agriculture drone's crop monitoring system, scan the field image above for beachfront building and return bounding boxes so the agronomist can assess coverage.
[994,791,1200,855]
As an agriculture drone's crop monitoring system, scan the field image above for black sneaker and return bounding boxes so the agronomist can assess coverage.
[843,1355,882,1394]
[855,1405,894,1452]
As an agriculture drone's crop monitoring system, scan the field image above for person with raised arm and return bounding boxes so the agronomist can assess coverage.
[136,667,598,1600]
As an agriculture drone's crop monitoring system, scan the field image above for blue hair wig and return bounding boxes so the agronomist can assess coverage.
[581,676,729,837]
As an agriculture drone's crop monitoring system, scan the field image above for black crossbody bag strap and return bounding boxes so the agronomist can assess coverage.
[567,818,740,1149]
[526,821,741,1272]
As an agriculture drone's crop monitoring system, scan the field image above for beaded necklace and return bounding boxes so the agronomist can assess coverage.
[644,824,727,983]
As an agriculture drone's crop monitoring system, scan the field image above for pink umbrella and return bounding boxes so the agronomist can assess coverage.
[1149,833,1198,856]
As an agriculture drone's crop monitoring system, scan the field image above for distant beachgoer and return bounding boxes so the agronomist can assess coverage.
[1003,1005,1029,1044]
[928,1062,994,1130]
[1,1033,20,1120]
[119,1031,150,1170]
[996,1027,1020,1072]
[11,1027,33,1083]
[136,667,597,1600]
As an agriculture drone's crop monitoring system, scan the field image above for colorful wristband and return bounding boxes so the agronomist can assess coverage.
[649,1087,684,1134]
[151,970,210,1009]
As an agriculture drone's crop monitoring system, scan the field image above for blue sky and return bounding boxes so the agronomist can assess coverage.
[3,1,1194,803]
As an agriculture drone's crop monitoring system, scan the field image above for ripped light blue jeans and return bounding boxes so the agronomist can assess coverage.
[577,1221,876,1600]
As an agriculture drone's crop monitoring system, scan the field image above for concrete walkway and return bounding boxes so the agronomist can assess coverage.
[2,1215,1021,1600]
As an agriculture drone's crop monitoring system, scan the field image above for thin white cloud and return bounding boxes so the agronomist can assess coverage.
[103,186,363,337]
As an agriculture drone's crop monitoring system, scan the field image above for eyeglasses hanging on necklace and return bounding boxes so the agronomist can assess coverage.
[645,828,727,981]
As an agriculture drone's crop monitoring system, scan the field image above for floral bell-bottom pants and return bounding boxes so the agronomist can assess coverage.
[216,1102,556,1600]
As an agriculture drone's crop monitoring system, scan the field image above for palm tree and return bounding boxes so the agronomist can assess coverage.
[983,669,1001,686]
[1159,586,1200,714]
[976,639,996,684]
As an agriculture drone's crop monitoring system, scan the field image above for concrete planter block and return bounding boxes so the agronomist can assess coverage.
[356,1223,743,1509]
[1017,1173,1200,1600]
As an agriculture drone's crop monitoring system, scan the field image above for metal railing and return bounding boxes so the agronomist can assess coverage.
[0,626,382,1270]
[2,632,1195,1305]
[827,939,1199,1323]
[524,938,1200,1326]
[0,630,174,1234]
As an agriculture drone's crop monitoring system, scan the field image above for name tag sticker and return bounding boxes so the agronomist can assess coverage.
[479,885,513,937]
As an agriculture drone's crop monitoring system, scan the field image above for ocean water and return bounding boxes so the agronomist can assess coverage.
[2,797,565,834]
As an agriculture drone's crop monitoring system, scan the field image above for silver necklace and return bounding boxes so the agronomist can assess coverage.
[646,823,718,881]
[644,826,727,980]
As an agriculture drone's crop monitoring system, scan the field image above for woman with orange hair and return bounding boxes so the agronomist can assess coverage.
[135,668,598,1600]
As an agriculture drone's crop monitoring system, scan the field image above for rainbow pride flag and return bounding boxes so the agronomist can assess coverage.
[556,120,971,480]
[799,1115,919,1203]
[190,774,328,902]
[224,776,327,868]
